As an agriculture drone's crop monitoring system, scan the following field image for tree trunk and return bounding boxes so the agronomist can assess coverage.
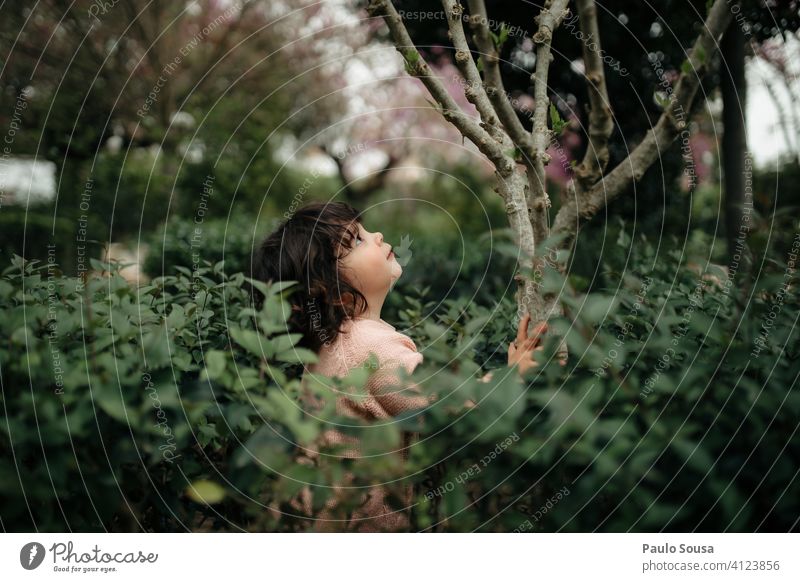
[720,20,752,275]
[369,0,734,343]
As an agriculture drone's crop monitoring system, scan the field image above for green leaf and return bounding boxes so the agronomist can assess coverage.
[244,277,297,299]
[186,480,226,505]
[423,321,448,342]
[142,327,172,369]
[549,102,567,134]
[262,362,287,385]
[394,234,414,267]
[236,425,290,471]
[498,25,509,47]
[694,46,707,64]
[616,224,631,248]
[270,333,303,354]
[259,295,292,325]
[230,327,264,357]
[541,266,566,294]
[94,385,129,423]
[654,91,671,109]
[252,391,319,443]
[226,404,254,432]
[402,49,421,75]
[535,232,570,259]
[581,294,619,325]
[275,347,319,364]
[166,304,186,330]
[465,314,491,336]
[204,350,226,379]
[89,258,114,272]
[671,438,714,474]
[197,423,219,447]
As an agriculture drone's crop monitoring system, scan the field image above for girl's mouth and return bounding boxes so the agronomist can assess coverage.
[387,250,394,260]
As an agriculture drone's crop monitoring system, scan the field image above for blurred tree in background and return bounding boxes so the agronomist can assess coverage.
[0,1,354,272]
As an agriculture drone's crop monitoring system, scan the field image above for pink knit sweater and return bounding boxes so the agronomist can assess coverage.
[308,317,429,420]
[294,317,427,532]
[295,317,493,531]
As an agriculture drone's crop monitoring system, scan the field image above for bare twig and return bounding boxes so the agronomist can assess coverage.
[367,0,515,175]
[463,0,535,156]
[440,0,506,143]
[572,0,614,191]
[368,0,535,314]
[465,0,551,245]
[552,0,734,244]
[528,0,570,234]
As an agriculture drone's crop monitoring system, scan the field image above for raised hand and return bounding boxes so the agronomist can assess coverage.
[507,313,547,375]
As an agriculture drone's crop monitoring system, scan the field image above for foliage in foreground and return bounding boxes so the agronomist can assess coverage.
[0,236,798,531]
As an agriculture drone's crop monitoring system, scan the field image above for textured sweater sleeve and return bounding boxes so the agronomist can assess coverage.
[344,322,429,419]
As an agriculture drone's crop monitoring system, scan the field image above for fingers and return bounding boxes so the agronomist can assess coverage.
[521,327,547,349]
[531,321,548,339]
[516,313,531,344]
[514,345,543,364]
[511,316,551,371]
[517,314,548,342]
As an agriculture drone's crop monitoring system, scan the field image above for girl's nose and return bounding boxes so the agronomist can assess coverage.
[375,232,383,245]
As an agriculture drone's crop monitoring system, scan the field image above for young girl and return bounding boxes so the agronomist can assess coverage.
[252,201,546,531]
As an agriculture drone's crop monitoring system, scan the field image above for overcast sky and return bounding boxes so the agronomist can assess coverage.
[746,35,800,167]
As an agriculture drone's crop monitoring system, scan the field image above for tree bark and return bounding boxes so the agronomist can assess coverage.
[368,0,734,332]
[721,18,751,273]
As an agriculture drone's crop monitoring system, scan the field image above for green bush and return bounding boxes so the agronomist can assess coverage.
[1,230,798,531]
[0,203,77,270]
[144,210,521,306]
[142,213,265,280]
[0,255,325,531]
[394,242,800,531]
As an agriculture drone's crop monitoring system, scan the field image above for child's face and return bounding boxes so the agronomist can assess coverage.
[338,222,402,297]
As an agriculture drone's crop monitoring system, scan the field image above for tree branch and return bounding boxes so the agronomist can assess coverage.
[463,0,535,156]
[440,0,506,143]
[572,0,614,192]
[367,0,515,176]
[467,0,569,244]
[465,0,554,244]
[528,0,571,242]
[552,0,734,243]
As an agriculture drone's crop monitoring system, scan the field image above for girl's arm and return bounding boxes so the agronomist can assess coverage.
[346,327,429,418]
[365,357,430,417]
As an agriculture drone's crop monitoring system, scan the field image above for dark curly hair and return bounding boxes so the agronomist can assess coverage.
[251,201,369,353]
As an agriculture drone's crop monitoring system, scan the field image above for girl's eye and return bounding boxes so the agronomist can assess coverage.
[354,235,363,246]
